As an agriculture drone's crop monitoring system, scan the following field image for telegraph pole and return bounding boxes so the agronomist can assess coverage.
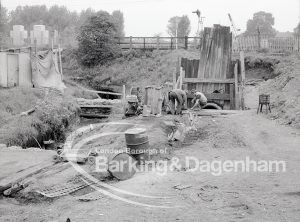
[192,9,202,36]
[200,16,205,32]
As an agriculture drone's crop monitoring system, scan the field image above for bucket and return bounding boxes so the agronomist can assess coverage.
[142,105,151,117]
[259,94,270,104]
[125,128,150,163]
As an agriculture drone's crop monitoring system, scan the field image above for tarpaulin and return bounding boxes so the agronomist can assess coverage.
[31,50,66,91]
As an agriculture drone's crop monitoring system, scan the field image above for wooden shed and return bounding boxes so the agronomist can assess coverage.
[0,50,32,88]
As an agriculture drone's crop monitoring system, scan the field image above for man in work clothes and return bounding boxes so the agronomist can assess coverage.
[168,89,187,115]
[191,90,207,110]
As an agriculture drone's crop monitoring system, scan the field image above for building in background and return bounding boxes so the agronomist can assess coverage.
[10,25,28,46]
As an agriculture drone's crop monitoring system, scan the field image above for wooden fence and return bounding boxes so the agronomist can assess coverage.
[115,36,201,50]
[233,35,300,52]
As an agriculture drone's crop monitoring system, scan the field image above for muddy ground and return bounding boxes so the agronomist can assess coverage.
[1,86,300,222]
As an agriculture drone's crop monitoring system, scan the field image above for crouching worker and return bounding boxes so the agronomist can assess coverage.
[168,89,187,115]
[191,90,207,110]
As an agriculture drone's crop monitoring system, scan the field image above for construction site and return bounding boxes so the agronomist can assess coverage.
[0,1,300,221]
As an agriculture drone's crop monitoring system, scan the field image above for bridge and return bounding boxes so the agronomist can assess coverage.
[115,36,201,50]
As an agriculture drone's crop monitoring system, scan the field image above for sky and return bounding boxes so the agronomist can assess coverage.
[2,0,299,36]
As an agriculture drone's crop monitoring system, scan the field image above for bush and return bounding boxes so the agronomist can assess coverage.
[76,11,121,67]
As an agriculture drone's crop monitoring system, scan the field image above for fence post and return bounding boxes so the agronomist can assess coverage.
[240,51,246,110]
[129,36,132,50]
[156,37,159,50]
[185,36,188,49]
[170,37,173,50]
[143,37,146,49]
[234,61,239,110]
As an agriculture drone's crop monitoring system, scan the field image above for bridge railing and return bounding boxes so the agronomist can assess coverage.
[115,36,202,50]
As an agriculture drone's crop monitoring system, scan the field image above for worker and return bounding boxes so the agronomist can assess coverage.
[168,89,187,115]
[191,90,207,110]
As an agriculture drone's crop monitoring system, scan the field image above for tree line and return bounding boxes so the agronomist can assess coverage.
[0,5,125,46]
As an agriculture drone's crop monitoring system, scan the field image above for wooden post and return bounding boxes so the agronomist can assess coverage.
[170,37,173,49]
[173,72,176,89]
[156,37,159,50]
[185,36,188,49]
[234,62,239,110]
[129,36,132,50]
[58,44,63,80]
[51,38,54,51]
[240,51,246,110]
[230,84,235,110]
[122,85,126,114]
[34,39,37,55]
[180,69,184,90]
[143,37,146,49]
[174,57,180,89]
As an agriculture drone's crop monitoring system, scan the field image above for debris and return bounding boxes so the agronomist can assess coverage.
[77,191,104,202]
[173,184,192,190]
[20,108,35,116]
[37,180,91,198]
[173,123,186,142]
[43,140,55,150]
[0,161,55,194]
[197,192,215,202]
[3,181,31,197]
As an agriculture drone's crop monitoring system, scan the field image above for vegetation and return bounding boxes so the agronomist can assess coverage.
[244,11,276,37]
[63,49,199,90]
[77,11,121,67]
[0,4,125,47]
[0,88,79,148]
[167,15,191,38]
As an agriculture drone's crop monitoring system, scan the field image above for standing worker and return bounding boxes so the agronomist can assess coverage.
[191,90,207,110]
[168,89,187,115]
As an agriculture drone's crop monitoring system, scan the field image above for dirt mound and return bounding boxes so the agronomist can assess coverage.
[244,55,280,80]
[258,55,300,128]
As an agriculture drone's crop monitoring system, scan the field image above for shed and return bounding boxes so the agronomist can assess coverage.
[0,51,32,88]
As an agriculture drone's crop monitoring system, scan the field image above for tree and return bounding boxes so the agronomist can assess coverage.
[112,10,125,37]
[9,5,48,30]
[167,15,191,37]
[177,15,191,37]
[47,5,77,32]
[244,11,276,37]
[76,11,121,67]
[294,23,300,36]
[78,8,97,28]
[0,5,8,40]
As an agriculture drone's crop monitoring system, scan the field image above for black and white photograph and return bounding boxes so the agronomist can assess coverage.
[0,0,299,221]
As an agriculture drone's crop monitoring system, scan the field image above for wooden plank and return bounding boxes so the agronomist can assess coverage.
[80,114,110,118]
[183,78,235,84]
[80,105,113,109]
[82,89,122,96]
[187,93,230,101]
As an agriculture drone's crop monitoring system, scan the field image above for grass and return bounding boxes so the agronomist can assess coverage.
[63,49,200,90]
[0,87,80,148]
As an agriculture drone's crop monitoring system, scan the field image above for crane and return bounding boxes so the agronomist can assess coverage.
[228,13,240,39]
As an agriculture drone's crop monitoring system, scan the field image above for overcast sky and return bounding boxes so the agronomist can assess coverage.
[2,0,299,36]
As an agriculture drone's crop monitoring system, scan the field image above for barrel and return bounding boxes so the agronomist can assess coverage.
[125,128,150,163]
[108,152,136,180]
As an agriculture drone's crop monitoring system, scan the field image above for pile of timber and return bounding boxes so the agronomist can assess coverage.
[77,98,121,118]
